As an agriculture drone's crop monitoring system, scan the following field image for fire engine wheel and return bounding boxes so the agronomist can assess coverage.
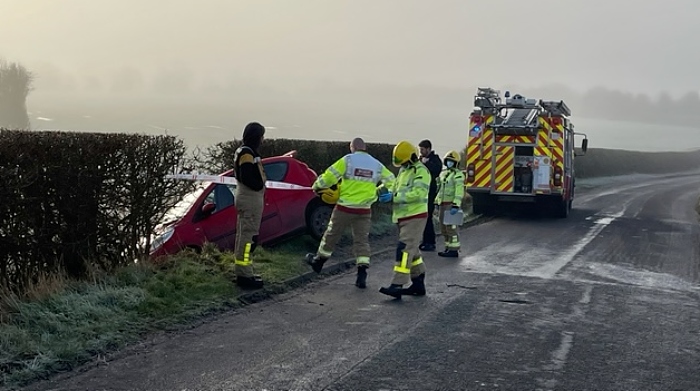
[554,198,571,218]
[306,201,333,240]
[473,204,491,216]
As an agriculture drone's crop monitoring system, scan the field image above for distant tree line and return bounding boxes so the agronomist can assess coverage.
[0,59,33,129]
[501,84,700,128]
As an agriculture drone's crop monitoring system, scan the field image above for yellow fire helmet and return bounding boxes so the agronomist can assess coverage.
[316,182,340,205]
[392,140,417,167]
[443,150,461,164]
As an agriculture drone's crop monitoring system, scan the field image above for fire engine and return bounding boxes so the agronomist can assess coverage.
[465,87,588,218]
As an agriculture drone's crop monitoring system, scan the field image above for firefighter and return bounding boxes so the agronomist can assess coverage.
[378,140,431,299]
[435,150,465,258]
[306,137,395,289]
[232,122,267,290]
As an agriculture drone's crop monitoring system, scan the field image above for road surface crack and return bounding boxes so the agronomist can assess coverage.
[446,283,477,290]
[497,299,532,304]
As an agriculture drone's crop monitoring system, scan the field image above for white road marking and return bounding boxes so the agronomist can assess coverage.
[572,262,700,293]
[579,285,593,304]
[522,209,625,279]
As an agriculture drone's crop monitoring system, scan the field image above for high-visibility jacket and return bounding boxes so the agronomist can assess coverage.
[435,167,465,206]
[313,151,395,212]
[389,161,430,223]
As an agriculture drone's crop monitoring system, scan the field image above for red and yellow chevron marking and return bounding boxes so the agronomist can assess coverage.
[470,129,494,188]
[538,116,568,188]
[535,132,550,157]
[550,125,565,188]
[536,117,552,157]
[495,135,536,143]
[550,124,565,164]
[466,115,495,189]
[494,146,515,192]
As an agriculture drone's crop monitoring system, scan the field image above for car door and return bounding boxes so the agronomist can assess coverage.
[196,183,238,250]
[257,161,286,240]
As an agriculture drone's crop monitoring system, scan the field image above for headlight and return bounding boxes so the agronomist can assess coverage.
[150,226,175,253]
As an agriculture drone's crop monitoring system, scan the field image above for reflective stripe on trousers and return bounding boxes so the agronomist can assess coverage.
[390,217,427,285]
[439,204,461,250]
[235,242,253,266]
[234,185,264,278]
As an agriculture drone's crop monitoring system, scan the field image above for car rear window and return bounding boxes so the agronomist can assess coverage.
[263,161,288,182]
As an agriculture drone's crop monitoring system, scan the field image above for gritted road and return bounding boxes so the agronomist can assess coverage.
[26,174,700,391]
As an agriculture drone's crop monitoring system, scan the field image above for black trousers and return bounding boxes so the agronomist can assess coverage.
[422,197,437,245]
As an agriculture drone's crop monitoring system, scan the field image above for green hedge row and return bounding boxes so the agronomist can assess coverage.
[574,148,700,178]
[203,139,700,180]
[0,130,194,293]
[199,138,399,176]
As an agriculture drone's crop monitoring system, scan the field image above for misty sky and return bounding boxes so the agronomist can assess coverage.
[1,0,698,96]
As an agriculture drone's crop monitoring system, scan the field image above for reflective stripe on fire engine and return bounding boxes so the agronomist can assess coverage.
[536,117,552,158]
[537,117,567,189]
[165,173,312,190]
[496,135,536,143]
[551,127,565,189]
[550,123,565,170]
[494,146,515,192]
[466,115,495,189]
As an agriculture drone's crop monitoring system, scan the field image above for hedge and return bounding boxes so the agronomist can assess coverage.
[0,129,194,293]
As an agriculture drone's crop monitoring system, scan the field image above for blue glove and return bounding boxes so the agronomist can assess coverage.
[378,192,393,203]
[450,206,459,215]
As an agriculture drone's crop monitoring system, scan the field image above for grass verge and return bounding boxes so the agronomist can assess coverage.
[0,211,395,390]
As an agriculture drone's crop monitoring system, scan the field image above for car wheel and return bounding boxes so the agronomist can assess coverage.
[307,201,333,240]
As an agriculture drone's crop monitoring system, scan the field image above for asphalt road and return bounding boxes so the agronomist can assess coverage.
[25,174,700,391]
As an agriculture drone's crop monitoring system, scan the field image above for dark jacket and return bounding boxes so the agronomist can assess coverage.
[233,122,266,191]
[422,151,442,201]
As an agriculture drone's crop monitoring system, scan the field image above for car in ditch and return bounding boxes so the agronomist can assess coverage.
[149,152,333,258]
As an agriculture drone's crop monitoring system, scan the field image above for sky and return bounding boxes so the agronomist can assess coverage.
[1,0,699,153]
[1,0,698,95]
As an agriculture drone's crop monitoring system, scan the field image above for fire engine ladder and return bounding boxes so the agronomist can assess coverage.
[491,108,539,136]
[474,88,501,161]
[489,108,538,189]
[503,108,538,130]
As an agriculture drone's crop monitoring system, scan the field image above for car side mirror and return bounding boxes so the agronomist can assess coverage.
[201,202,216,215]
[582,138,588,152]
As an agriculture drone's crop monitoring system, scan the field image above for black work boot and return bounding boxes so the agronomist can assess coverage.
[305,253,327,273]
[236,275,264,290]
[438,249,459,258]
[419,243,436,251]
[402,273,426,296]
[355,266,368,289]
[379,284,404,299]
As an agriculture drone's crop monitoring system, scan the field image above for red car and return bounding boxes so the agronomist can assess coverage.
[149,153,333,258]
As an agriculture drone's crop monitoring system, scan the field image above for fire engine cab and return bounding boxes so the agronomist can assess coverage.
[465,87,588,218]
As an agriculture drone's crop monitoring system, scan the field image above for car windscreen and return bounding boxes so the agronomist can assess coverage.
[160,183,210,225]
